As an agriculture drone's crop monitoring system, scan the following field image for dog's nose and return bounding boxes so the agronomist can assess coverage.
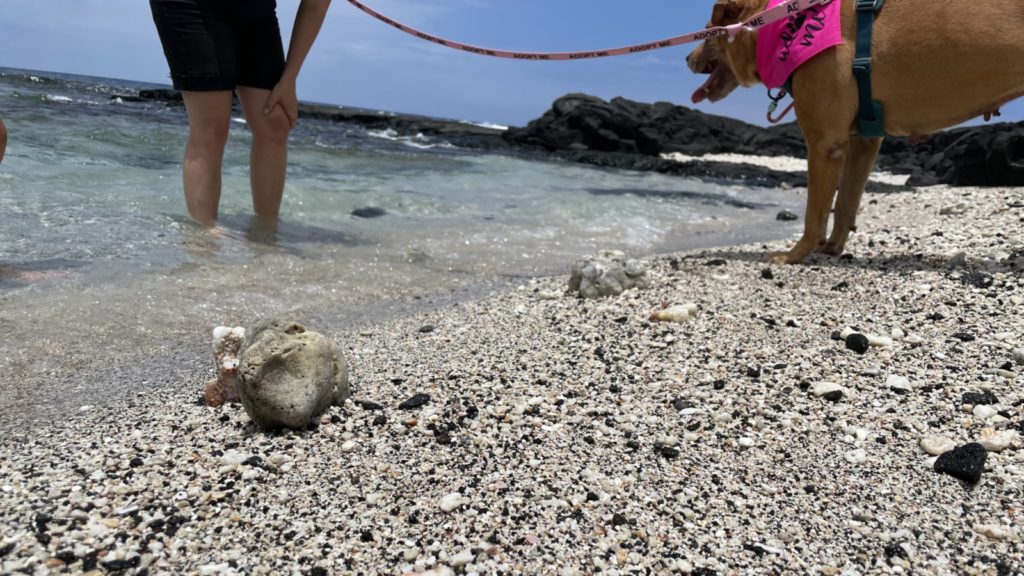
[685,53,692,64]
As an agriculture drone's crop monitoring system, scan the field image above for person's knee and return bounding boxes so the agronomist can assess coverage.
[250,106,291,146]
[187,119,230,151]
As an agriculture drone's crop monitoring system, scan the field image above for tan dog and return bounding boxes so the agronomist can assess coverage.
[688,0,1024,263]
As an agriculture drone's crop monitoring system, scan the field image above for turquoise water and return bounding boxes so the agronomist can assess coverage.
[0,68,801,427]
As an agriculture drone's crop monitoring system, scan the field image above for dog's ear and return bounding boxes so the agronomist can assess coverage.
[711,0,743,26]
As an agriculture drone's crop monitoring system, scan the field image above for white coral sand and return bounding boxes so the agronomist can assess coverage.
[662,152,911,186]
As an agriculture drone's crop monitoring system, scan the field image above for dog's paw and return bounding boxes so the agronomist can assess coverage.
[763,250,808,265]
[818,242,846,256]
[764,251,794,265]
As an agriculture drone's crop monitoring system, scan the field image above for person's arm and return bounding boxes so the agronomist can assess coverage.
[264,0,331,127]
[0,117,7,164]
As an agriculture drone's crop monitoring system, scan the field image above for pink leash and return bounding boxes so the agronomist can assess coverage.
[347,0,833,61]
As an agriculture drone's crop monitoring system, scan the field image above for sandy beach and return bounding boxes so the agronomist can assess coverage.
[3,182,1024,575]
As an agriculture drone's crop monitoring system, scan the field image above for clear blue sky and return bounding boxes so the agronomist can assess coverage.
[1,0,1022,128]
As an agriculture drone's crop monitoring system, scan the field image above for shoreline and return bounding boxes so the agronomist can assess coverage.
[3,183,1023,574]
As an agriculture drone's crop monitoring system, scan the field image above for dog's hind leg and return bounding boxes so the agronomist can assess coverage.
[766,136,847,264]
[821,137,883,256]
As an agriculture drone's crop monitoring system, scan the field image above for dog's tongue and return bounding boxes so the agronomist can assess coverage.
[692,72,716,104]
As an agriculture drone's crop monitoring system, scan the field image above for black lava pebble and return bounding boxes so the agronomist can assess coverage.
[671,398,692,411]
[660,446,680,459]
[760,268,774,280]
[417,325,435,334]
[960,271,994,289]
[398,394,431,410]
[962,392,999,406]
[821,391,844,403]
[845,333,870,354]
[351,207,387,219]
[934,443,988,484]
[884,544,908,560]
[776,210,798,221]
[104,557,141,571]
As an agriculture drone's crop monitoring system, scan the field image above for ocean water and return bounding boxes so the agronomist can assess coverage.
[0,68,801,427]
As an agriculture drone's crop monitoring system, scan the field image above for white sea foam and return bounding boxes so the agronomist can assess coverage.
[460,120,509,131]
[367,129,455,150]
[661,152,910,186]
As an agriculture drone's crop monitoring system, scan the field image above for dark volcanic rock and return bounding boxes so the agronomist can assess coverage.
[934,442,988,484]
[882,122,1024,187]
[351,207,387,219]
[962,392,999,406]
[398,393,431,410]
[506,94,1023,187]
[132,88,1024,187]
[504,93,806,158]
[845,333,870,354]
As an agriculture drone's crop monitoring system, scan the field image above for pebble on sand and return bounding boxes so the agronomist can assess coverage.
[813,382,845,402]
[1013,348,1024,366]
[439,493,465,513]
[650,303,698,323]
[934,443,988,484]
[972,405,998,420]
[919,436,957,456]
[845,334,870,354]
[974,525,1017,540]
[886,374,913,393]
[977,429,1019,453]
[844,449,867,464]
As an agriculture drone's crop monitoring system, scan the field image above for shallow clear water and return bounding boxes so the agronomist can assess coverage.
[0,68,802,427]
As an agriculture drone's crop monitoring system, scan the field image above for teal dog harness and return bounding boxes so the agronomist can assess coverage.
[853,0,886,137]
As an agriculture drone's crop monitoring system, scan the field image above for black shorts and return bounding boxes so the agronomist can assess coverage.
[150,0,285,92]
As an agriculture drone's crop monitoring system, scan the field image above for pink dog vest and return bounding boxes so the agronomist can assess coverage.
[756,0,843,89]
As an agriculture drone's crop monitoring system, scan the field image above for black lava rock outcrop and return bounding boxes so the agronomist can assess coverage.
[503,93,806,158]
[130,89,1024,187]
[880,122,1024,187]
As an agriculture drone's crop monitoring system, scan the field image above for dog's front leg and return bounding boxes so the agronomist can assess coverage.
[766,138,847,264]
[821,137,883,256]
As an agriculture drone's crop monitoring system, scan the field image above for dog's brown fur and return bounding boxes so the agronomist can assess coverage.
[688,0,1024,263]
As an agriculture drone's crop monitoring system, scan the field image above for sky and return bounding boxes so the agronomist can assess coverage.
[1,0,1022,128]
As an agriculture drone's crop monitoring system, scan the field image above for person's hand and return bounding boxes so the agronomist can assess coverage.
[264,78,298,129]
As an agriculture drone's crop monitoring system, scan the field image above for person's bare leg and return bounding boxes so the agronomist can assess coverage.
[0,116,8,164]
[181,91,233,225]
[236,86,292,226]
